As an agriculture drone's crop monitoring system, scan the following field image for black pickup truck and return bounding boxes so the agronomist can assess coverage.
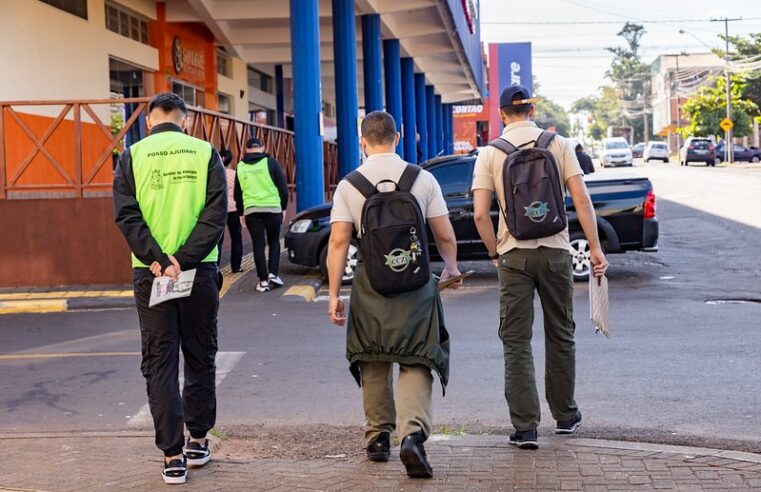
[284,153,659,282]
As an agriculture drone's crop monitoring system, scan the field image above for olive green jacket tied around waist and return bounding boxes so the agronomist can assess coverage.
[346,264,450,393]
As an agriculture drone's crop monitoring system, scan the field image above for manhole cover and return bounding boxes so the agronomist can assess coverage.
[705,298,761,305]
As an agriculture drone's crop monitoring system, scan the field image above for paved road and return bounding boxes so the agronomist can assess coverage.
[2,160,760,449]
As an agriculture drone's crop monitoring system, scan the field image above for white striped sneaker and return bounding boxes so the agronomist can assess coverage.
[184,438,211,467]
[162,457,187,484]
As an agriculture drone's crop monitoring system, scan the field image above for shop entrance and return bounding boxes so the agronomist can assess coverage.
[109,58,146,147]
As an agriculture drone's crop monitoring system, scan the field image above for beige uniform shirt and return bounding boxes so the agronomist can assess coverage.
[330,152,449,236]
[471,120,583,254]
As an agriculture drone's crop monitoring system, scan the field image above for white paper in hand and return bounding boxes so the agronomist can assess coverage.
[149,269,197,307]
[589,274,610,337]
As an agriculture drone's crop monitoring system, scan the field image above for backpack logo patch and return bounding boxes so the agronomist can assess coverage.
[384,248,413,272]
[524,201,550,223]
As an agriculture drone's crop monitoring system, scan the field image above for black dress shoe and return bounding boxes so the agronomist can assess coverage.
[509,429,539,450]
[366,432,390,462]
[400,431,433,479]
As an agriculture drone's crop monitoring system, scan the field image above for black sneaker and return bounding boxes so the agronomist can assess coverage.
[508,429,539,450]
[556,410,582,434]
[400,431,433,479]
[162,456,187,484]
[184,438,211,467]
[366,432,390,462]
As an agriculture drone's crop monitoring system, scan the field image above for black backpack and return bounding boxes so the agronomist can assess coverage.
[489,131,568,240]
[345,165,430,296]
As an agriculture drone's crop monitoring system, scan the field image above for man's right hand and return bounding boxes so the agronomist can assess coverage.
[590,248,609,278]
[164,255,181,282]
[328,296,346,326]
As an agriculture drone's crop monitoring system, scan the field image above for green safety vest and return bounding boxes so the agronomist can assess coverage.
[236,158,281,210]
[129,131,216,267]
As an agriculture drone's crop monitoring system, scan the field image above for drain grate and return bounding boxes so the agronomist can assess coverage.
[705,298,761,305]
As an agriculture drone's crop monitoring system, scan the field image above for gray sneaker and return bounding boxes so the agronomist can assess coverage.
[256,280,271,292]
[268,274,284,287]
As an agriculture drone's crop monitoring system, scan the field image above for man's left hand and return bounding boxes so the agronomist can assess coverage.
[164,255,181,281]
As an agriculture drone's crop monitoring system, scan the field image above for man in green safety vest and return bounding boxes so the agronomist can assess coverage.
[234,138,289,292]
[113,92,227,485]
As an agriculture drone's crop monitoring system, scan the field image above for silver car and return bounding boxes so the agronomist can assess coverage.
[644,141,669,162]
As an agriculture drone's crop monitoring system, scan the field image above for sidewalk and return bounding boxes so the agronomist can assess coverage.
[3,431,761,491]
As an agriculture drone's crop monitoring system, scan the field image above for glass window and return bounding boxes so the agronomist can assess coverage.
[428,163,471,198]
[247,68,273,94]
[217,49,233,78]
[605,141,629,149]
[39,0,87,19]
[105,2,150,45]
[171,81,197,106]
[217,93,232,114]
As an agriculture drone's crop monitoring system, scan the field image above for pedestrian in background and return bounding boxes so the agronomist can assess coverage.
[217,149,243,273]
[113,92,226,484]
[575,143,595,174]
[234,138,289,292]
[472,84,608,450]
[327,111,461,479]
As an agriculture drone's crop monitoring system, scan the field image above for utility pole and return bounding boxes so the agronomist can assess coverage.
[712,16,742,164]
[675,54,682,152]
[643,78,650,144]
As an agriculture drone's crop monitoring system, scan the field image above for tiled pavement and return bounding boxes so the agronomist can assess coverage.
[3,433,761,491]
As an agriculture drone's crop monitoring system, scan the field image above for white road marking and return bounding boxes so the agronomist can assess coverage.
[128,351,245,427]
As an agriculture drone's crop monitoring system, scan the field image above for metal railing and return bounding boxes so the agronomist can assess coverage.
[0,98,338,200]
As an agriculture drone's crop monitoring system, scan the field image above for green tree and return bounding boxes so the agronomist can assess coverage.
[605,22,651,141]
[571,85,620,140]
[534,96,571,136]
[680,75,759,138]
[720,32,761,106]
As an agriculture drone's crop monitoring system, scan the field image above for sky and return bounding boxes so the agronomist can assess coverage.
[479,0,761,109]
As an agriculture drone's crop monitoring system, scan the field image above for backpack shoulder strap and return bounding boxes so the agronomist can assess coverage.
[397,164,422,193]
[536,131,557,149]
[488,138,518,155]
[345,170,376,199]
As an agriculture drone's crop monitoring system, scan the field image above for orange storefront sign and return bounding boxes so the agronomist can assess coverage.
[453,103,489,153]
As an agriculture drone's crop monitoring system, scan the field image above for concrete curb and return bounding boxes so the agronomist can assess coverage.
[279,277,324,302]
[0,296,134,315]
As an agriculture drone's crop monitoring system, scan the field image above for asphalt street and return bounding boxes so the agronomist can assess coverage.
[2,159,760,450]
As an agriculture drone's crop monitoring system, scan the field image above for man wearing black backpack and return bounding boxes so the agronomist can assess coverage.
[327,111,461,479]
[472,84,608,450]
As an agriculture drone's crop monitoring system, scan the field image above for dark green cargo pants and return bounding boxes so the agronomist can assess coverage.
[497,247,578,431]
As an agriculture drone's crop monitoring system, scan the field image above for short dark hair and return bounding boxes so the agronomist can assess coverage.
[149,92,188,115]
[361,111,397,146]
[246,137,263,149]
[219,149,233,166]
[575,143,583,152]
[500,92,532,117]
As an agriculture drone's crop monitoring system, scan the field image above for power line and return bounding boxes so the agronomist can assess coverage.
[482,17,761,26]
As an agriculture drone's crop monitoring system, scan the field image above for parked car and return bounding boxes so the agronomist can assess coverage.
[600,137,633,167]
[715,143,761,163]
[643,141,670,162]
[632,142,646,158]
[680,137,716,166]
[285,153,659,283]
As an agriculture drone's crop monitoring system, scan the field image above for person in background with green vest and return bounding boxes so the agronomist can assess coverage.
[113,92,227,485]
[234,138,289,292]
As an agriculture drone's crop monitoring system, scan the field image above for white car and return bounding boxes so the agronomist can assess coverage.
[600,137,633,167]
[643,141,669,162]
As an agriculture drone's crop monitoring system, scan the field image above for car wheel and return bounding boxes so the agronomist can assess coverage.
[752,156,760,163]
[569,232,592,282]
[319,240,358,285]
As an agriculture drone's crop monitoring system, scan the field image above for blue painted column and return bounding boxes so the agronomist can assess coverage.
[275,64,285,128]
[443,104,454,154]
[361,14,383,113]
[332,0,360,177]
[290,0,324,211]
[434,94,443,155]
[425,85,436,158]
[383,39,403,155]
[400,57,416,163]
[414,73,428,162]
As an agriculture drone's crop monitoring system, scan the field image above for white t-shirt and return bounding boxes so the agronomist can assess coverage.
[330,152,449,236]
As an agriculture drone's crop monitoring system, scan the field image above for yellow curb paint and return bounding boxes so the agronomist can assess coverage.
[219,272,245,298]
[282,285,317,302]
[0,300,67,315]
[0,352,141,360]
[0,291,132,301]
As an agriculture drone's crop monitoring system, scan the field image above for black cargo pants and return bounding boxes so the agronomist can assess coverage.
[133,263,220,457]
[497,247,578,431]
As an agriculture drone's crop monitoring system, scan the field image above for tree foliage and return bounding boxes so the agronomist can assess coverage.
[571,86,620,140]
[720,32,761,107]
[534,96,571,136]
[680,75,759,138]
